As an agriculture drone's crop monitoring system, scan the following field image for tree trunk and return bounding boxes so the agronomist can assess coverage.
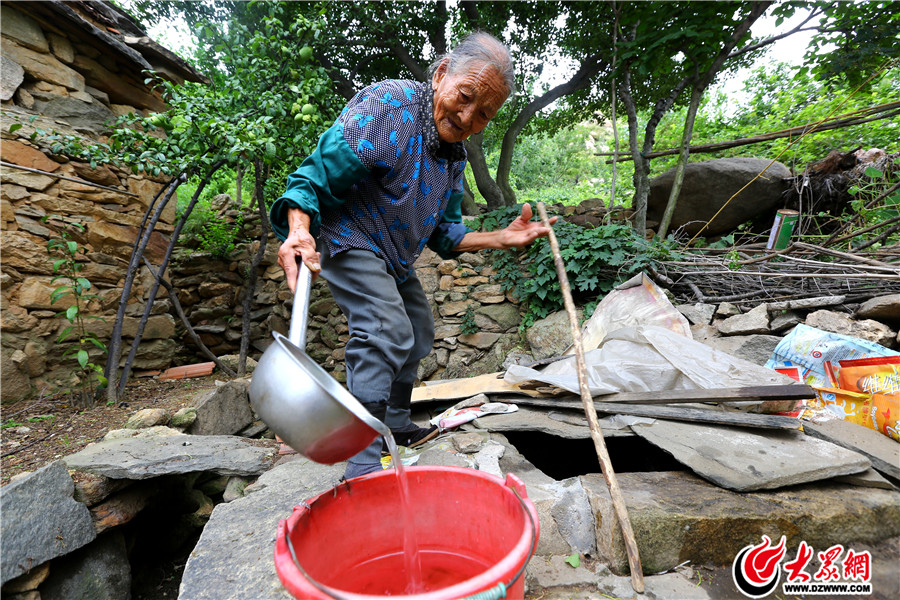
[465,133,506,210]
[105,174,184,404]
[117,161,227,396]
[239,159,270,376]
[460,174,479,216]
[618,70,648,235]
[657,85,703,239]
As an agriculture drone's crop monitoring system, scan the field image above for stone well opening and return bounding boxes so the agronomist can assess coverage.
[501,431,686,480]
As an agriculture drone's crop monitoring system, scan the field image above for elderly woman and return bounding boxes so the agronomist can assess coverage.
[270,31,555,479]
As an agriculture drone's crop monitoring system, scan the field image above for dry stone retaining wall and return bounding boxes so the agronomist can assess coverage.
[1,2,199,403]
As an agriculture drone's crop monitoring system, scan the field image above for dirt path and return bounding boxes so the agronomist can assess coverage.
[1,375,222,485]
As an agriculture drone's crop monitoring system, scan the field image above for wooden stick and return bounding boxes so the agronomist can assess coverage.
[536,202,645,593]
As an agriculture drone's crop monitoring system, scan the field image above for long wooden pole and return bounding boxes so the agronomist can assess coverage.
[536,202,645,593]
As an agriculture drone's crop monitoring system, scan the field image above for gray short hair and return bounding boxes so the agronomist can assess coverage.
[429,31,515,99]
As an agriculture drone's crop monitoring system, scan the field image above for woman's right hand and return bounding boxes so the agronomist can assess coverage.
[277,208,321,293]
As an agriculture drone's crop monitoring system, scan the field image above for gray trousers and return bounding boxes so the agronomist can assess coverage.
[319,248,434,475]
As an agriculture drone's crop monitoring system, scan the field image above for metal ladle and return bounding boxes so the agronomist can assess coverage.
[249,263,389,464]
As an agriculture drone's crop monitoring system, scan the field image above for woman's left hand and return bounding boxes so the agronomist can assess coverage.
[499,203,558,249]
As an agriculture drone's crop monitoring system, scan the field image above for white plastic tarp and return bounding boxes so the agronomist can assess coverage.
[506,325,796,395]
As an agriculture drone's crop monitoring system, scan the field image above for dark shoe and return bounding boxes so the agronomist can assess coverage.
[389,424,440,449]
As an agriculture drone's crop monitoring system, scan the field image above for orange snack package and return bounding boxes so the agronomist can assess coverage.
[835,356,900,442]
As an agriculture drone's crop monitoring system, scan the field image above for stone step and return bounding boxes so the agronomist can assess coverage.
[582,470,900,575]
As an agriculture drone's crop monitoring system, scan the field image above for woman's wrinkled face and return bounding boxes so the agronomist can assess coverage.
[432,60,508,144]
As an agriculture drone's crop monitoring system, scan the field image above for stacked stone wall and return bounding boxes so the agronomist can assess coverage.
[1,4,178,402]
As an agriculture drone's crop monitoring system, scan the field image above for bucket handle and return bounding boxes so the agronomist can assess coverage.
[282,482,538,600]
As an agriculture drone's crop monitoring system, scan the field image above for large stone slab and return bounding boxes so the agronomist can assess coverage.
[803,419,900,481]
[178,458,343,600]
[582,471,900,575]
[63,434,276,480]
[1,461,96,585]
[467,406,600,439]
[630,420,870,491]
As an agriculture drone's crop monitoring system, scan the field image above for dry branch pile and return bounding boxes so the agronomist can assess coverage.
[654,241,900,306]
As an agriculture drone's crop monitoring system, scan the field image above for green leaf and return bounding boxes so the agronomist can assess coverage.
[77,349,89,369]
[9,123,22,133]
[565,553,580,568]
[66,241,78,254]
[66,305,79,320]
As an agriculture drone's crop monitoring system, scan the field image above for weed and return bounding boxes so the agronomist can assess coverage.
[43,216,108,407]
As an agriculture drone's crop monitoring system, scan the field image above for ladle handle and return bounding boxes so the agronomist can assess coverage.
[288,262,312,348]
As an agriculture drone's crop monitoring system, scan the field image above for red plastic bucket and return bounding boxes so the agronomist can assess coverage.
[274,466,540,600]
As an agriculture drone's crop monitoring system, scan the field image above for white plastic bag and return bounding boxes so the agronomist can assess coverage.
[506,325,796,395]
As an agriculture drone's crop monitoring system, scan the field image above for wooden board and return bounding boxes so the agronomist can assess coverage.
[590,402,802,430]
[411,372,545,403]
[494,396,800,430]
[490,384,814,409]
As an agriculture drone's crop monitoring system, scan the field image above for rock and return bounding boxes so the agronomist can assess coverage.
[1,140,60,172]
[717,303,770,335]
[47,33,75,64]
[103,425,183,441]
[473,440,506,477]
[458,331,501,349]
[38,531,130,600]
[89,485,152,533]
[223,476,249,502]
[715,302,740,317]
[677,303,716,325]
[857,294,900,324]
[124,408,170,429]
[2,562,49,593]
[1,54,25,101]
[417,444,472,468]
[71,471,130,506]
[0,349,31,404]
[526,554,603,589]
[179,458,342,600]
[1,461,96,585]
[0,38,84,91]
[696,334,783,366]
[805,309,896,347]
[188,380,254,436]
[32,94,115,135]
[217,354,258,373]
[582,470,900,575]
[527,310,580,360]
[63,434,275,480]
[169,407,197,428]
[469,406,594,440]
[630,421,870,491]
[769,309,803,332]
[475,303,521,332]
[1,5,49,52]
[0,165,55,191]
[546,477,597,556]
[802,419,900,481]
[647,158,792,236]
[451,432,487,453]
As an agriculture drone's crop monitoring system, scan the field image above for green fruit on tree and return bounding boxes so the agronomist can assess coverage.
[301,103,316,115]
[302,114,312,123]
[291,103,301,114]
[294,113,303,122]
[299,46,313,61]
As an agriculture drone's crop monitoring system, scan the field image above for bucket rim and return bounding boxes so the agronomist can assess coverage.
[274,466,540,600]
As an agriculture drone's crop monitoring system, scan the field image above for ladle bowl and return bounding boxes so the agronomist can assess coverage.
[249,264,388,464]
